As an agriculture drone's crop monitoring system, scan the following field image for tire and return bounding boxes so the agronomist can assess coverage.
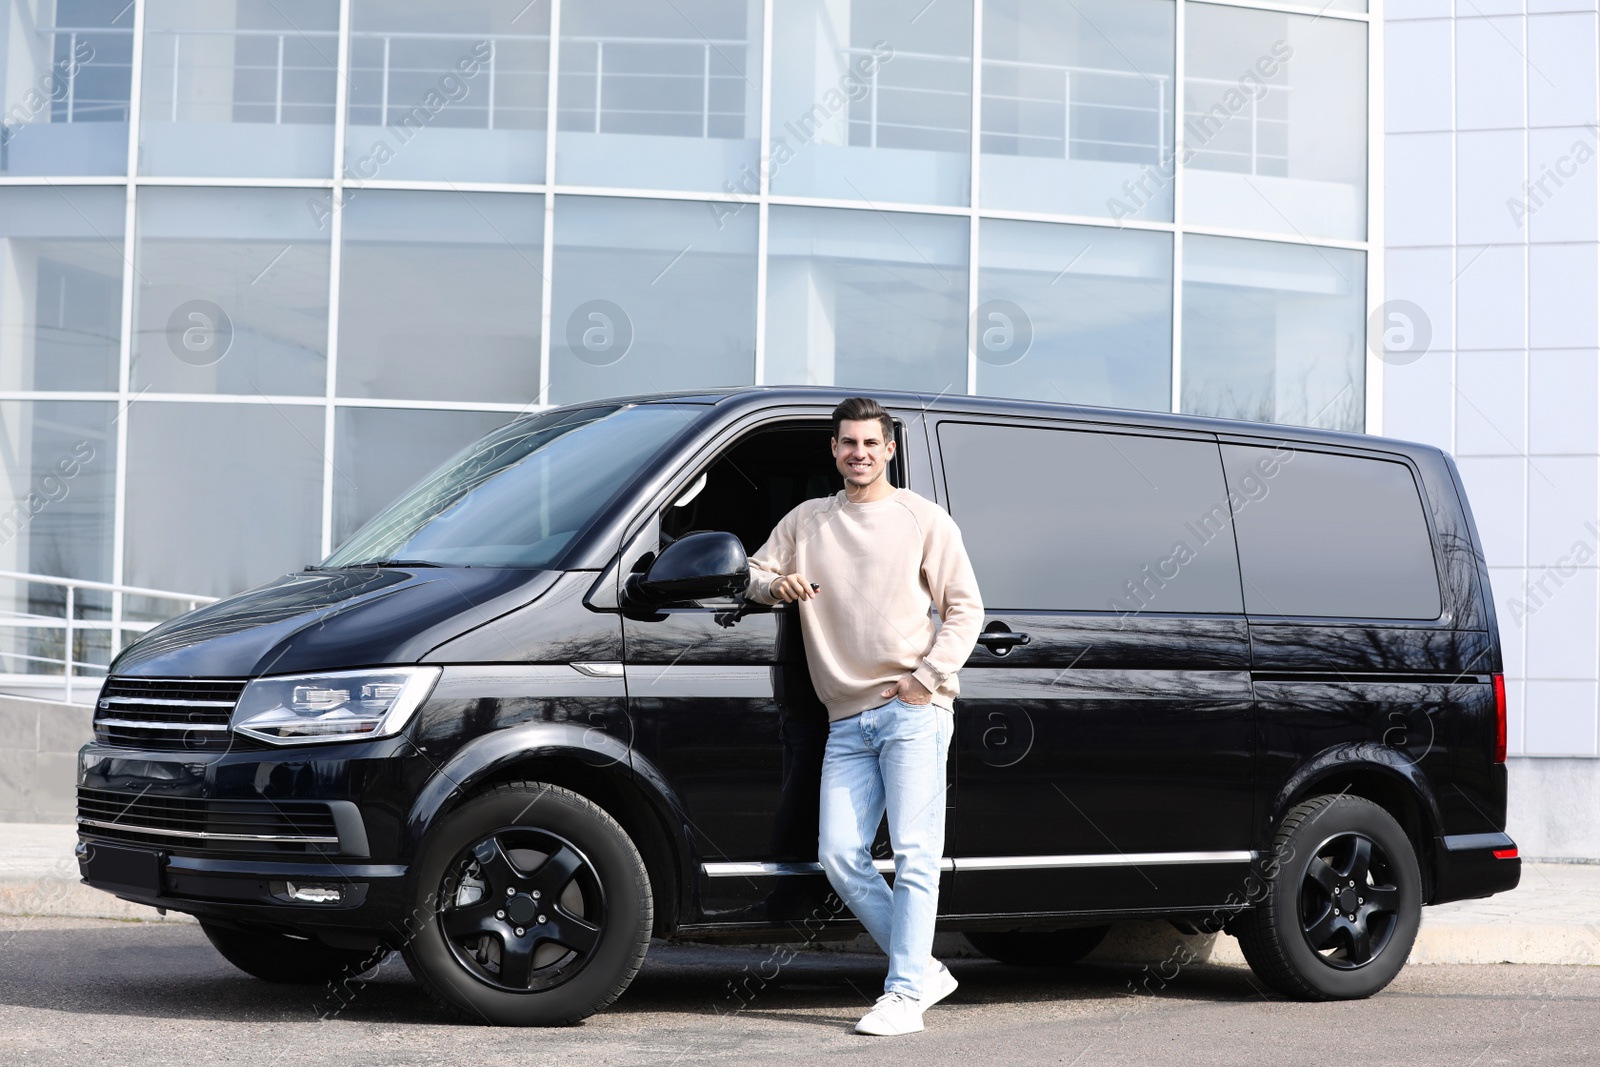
[965,925,1110,967]
[201,922,388,985]
[1236,794,1422,1001]
[400,782,653,1026]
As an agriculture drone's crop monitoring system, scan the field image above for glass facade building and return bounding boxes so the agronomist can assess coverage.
[0,0,1375,612]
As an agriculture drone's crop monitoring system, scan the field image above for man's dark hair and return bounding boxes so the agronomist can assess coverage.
[831,397,894,444]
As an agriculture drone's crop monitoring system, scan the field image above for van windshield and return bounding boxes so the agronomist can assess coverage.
[320,403,697,569]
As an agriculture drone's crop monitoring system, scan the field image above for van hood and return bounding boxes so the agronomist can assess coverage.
[109,566,560,679]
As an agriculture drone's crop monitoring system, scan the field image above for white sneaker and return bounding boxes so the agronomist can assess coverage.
[855,992,925,1036]
[921,959,958,1009]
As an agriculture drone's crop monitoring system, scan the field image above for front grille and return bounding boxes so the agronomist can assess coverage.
[94,677,247,751]
[77,787,340,854]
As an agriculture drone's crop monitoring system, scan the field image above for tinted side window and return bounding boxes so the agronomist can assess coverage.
[1221,445,1442,619]
[938,422,1243,613]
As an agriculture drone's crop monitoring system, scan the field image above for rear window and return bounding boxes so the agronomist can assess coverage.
[1222,445,1442,619]
[938,422,1243,613]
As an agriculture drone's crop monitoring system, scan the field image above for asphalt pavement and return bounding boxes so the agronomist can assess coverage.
[0,917,1595,1066]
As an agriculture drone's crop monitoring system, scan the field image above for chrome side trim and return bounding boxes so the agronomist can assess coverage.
[94,718,230,732]
[700,851,1255,878]
[704,859,956,878]
[77,818,339,845]
[955,850,1254,871]
[705,861,825,878]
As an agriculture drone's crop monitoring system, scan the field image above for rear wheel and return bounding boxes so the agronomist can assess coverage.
[965,925,1110,967]
[401,782,652,1026]
[1236,794,1421,1001]
[201,922,387,985]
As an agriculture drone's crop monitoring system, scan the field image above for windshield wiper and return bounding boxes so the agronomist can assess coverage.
[370,559,443,568]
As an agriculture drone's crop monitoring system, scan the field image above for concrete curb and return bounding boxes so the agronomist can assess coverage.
[0,879,194,923]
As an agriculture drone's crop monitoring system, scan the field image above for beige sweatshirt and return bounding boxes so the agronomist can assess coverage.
[744,486,985,721]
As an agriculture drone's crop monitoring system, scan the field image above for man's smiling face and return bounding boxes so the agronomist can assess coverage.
[833,417,895,489]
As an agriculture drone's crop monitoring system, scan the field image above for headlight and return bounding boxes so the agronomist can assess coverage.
[231,667,441,745]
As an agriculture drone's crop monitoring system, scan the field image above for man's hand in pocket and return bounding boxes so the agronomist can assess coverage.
[881,675,933,705]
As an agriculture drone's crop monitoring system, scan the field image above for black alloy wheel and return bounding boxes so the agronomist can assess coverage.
[1235,793,1421,1001]
[402,782,652,1025]
[1297,830,1401,969]
[438,826,605,993]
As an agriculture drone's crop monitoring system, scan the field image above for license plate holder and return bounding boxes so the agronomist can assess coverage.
[83,841,163,896]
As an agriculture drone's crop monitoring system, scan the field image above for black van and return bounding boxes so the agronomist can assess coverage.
[77,386,1519,1024]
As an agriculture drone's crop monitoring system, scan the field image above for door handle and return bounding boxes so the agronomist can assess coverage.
[976,625,1031,656]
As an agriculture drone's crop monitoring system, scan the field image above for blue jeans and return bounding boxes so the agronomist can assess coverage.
[818,695,955,999]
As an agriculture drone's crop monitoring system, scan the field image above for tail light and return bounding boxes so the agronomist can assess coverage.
[1493,846,1519,860]
[1492,672,1507,764]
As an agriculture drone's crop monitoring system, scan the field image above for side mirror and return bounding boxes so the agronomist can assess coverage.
[623,531,749,607]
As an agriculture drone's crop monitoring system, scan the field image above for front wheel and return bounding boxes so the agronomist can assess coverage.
[1236,794,1421,1001]
[401,782,653,1026]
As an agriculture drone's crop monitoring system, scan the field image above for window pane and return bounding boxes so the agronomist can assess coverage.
[332,406,511,546]
[976,219,1170,411]
[981,0,1174,221]
[347,0,549,184]
[939,421,1243,613]
[549,195,756,405]
[1184,4,1366,241]
[1,0,133,175]
[556,0,760,193]
[1222,445,1440,619]
[766,205,967,392]
[124,401,323,597]
[769,0,972,206]
[337,190,542,402]
[131,187,330,396]
[0,399,117,680]
[0,187,124,392]
[0,400,116,581]
[1181,234,1365,432]
[139,0,339,178]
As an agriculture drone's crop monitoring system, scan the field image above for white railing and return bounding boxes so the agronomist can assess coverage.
[843,47,1288,175]
[556,35,747,139]
[135,28,751,138]
[0,570,215,705]
[347,30,549,132]
[840,47,1175,163]
[143,27,341,125]
[982,56,1170,164]
[135,27,751,138]
[33,25,1287,173]
[840,47,971,152]
[1182,75,1290,177]
[27,25,133,124]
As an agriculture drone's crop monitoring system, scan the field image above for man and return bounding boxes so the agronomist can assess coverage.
[745,396,984,1036]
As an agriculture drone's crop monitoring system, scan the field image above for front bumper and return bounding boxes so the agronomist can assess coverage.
[75,737,428,938]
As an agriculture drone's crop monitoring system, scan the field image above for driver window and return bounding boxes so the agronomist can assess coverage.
[659,419,905,581]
